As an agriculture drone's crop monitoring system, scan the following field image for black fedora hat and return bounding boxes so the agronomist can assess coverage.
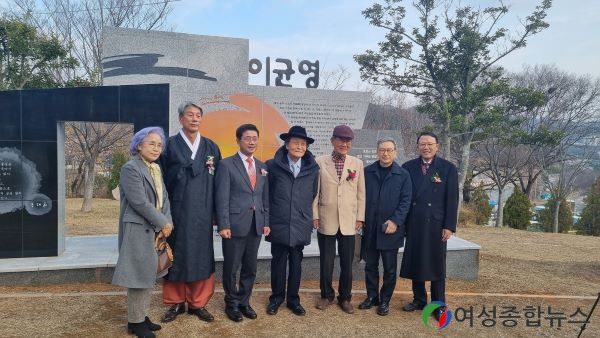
[279,125,315,144]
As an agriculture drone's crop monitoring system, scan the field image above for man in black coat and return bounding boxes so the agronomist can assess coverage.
[358,137,412,316]
[265,126,319,316]
[400,131,458,321]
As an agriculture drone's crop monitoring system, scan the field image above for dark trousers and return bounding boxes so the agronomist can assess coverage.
[317,230,355,302]
[222,229,261,308]
[269,242,304,306]
[412,279,446,306]
[364,246,399,303]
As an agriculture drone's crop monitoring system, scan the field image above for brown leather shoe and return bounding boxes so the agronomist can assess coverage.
[160,303,186,323]
[339,300,354,314]
[315,298,333,310]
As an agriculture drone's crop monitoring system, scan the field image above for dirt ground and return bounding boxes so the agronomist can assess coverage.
[0,287,597,338]
[9,199,594,337]
[65,198,119,236]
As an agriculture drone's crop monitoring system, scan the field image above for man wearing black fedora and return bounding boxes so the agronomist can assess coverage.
[265,126,320,316]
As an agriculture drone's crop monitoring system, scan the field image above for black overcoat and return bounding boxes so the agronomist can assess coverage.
[399,156,458,281]
[159,134,221,282]
[363,161,412,251]
[265,146,319,247]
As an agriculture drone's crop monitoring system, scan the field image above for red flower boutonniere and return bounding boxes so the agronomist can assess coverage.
[431,172,442,183]
[261,169,268,176]
[346,169,357,181]
[206,155,215,175]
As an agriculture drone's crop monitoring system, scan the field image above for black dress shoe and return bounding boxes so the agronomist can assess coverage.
[160,303,186,323]
[225,307,243,322]
[239,305,258,319]
[144,317,161,331]
[402,302,425,312]
[377,302,390,316]
[287,304,306,316]
[188,307,214,322]
[358,297,380,310]
[128,321,155,338]
[267,301,282,315]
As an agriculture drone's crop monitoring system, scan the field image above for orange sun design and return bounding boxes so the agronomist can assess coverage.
[200,93,290,161]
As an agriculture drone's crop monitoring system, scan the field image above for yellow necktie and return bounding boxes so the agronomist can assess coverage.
[148,162,164,210]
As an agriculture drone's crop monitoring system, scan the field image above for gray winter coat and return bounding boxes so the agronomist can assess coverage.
[112,156,172,288]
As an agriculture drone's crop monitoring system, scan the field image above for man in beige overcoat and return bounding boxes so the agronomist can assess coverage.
[312,125,366,314]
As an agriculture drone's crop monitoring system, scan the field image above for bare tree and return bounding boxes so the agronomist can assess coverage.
[7,0,175,84]
[68,122,132,211]
[511,65,600,199]
[472,137,528,227]
[543,137,600,233]
[362,91,432,159]
[469,84,547,225]
[5,0,172,211]
[319,64,352,90]
[572,167,600,192]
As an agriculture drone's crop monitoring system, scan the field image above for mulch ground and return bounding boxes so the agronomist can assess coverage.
[0,284,597,337]
[4,212,600,337]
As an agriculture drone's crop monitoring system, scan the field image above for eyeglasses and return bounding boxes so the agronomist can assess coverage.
[143,142,163,150]
[378,148,395,154]
[241,136,259,143]
[418,143,437,148]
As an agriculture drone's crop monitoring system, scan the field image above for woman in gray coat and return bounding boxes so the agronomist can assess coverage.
[112,127,173,338]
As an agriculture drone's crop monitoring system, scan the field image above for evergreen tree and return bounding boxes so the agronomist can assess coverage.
[503,189,531,230]
[539,197,572,233]
[107,150,128,194]
[471,184,492,225]
[0,18,78,89]
[354,0,551,205]
[575,178,600,236]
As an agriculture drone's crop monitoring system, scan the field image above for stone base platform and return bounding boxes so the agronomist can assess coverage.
[0,233,480,285]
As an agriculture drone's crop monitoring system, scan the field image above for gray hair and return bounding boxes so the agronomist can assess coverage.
[376,137,397,149]
[177,101,203,118]
[129,127,166,156]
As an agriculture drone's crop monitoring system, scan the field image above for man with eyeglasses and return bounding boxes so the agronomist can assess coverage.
[358,137,411,316]
[313,125,366,314]
[159,101,221,324]
[215,124,270,322]
[399,131,458,321]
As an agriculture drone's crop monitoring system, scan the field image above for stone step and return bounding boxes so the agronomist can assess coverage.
[0,233,480,285]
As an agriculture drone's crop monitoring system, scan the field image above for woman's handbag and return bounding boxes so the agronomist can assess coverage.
[155,233,173,275]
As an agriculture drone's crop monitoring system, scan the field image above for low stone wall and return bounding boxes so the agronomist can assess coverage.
[0,235,480,285]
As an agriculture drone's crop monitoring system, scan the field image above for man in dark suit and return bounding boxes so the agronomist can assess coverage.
[400,131,458,321]
[359,137,412,316]
[216,124,270,322]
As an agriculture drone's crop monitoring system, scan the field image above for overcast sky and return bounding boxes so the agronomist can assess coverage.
[167,0,600,89]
